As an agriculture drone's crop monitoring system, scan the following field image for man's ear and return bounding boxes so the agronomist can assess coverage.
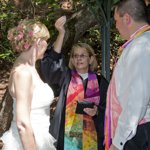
[123,13,131,25]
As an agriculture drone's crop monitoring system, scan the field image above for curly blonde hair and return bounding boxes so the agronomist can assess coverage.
[69,43,98,71]
[7,19,50,53]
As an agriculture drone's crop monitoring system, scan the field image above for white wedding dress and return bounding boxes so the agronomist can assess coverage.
[1,77,56,150]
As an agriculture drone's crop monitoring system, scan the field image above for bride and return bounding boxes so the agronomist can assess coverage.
[0,19,56,150]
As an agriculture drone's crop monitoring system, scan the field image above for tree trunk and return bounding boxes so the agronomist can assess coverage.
[0,88,13,137]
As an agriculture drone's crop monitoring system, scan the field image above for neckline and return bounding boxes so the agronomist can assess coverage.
[78,72,88,80]
[122,25,150,49]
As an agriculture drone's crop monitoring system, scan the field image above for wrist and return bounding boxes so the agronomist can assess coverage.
[59,31,65,36]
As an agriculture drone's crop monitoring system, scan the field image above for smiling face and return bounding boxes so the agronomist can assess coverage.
[71,47,93,73]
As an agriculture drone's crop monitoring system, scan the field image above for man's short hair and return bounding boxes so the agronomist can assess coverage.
[115,0,148,23]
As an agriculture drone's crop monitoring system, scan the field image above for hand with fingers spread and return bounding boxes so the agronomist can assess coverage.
[84,105,98,116]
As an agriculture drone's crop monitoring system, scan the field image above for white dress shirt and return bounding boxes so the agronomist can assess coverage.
[112,31,150,150]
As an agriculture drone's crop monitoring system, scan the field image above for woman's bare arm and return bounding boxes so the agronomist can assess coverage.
[14,68,36,150]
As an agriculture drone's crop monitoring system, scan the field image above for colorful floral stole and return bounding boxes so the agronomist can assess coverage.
[64,70,100,150]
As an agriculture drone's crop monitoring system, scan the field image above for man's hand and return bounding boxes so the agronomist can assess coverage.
[109,144,119,150]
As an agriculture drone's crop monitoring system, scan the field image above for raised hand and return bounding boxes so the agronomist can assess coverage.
[55,16,66,34]
[53,16,66,53]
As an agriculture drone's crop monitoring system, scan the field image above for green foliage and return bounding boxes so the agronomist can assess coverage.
[0,0,59,63]
[0,0,125,70]
[0,1,21,62]
[113,0,120,4]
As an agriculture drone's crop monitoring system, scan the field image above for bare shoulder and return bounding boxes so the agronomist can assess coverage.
[13,66,33,90]
[13,66,32,80]
[12,66,33,88]
[9,66,33,97]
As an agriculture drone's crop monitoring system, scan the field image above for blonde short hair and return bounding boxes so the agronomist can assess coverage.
[69,43,98,71]
[7,19,50,53]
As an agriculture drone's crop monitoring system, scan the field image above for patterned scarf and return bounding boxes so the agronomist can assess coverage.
[105,25,150,150]
[64,70,100,150]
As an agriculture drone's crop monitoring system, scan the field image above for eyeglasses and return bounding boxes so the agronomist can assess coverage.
[72,54,89,59]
